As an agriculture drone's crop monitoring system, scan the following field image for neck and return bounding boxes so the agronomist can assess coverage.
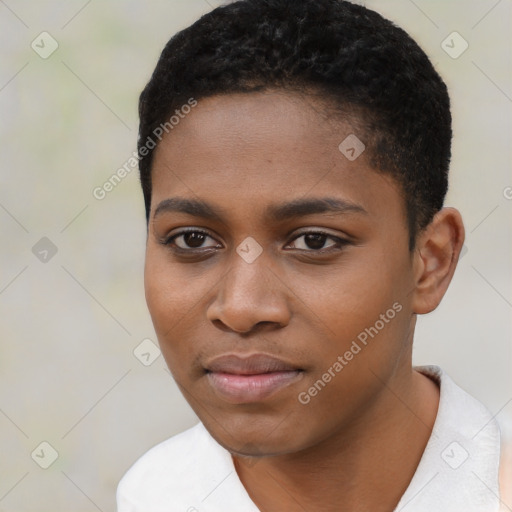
[233,366,440,512]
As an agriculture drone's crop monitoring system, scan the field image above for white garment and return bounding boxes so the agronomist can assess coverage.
[116,365,501,511]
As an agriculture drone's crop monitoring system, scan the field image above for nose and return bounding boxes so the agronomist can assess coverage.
[206,251,291,334]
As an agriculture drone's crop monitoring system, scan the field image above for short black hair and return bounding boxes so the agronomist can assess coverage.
[138,0,451,249]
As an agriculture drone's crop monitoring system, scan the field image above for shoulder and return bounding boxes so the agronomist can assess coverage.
[120,421,206,477]
[417,364,500,441]
[116,421,259,511]
[116,422,218,510]
[401,365,502,512]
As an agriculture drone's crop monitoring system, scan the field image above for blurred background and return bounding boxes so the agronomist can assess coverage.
[0,0,510,510]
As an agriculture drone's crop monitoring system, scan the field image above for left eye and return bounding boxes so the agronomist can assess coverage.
[287,232,343,251]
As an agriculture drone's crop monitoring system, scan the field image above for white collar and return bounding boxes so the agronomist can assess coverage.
[394,365,501,512]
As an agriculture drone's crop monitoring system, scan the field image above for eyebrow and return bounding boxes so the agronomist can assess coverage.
[153,196,367,222]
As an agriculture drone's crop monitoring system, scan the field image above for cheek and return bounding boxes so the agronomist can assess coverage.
[144,245,195,327]
[297,255,404,337]
[295,250,411,381]
[144,274,195,381]
[144,254,172,334]
[144,249,191,353]
[143,246,215,376]
[293,304,409,441]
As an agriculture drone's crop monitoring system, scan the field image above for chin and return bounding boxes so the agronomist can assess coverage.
[200,411,311,457]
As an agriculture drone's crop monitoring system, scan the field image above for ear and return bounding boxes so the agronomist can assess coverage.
[411,207,465,314]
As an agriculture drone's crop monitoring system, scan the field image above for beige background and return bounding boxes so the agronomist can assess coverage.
[0,0,510,510]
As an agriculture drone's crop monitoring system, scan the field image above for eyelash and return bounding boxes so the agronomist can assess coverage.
[162,228,350,254]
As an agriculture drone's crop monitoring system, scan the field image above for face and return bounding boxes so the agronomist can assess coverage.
[144,90,418,457]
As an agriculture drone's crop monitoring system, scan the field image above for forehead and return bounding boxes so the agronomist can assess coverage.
[155,90,342,168]
[150,90,404,225]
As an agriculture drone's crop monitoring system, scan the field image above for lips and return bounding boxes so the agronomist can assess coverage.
[205,353,301,375]
[204,353,304,403]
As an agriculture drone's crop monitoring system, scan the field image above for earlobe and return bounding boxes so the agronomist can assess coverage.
[411,207,465,314]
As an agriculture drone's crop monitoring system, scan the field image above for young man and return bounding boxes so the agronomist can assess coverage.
[117,1,502,510]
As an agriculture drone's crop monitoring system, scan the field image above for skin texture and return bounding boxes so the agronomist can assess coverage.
[144,90,465,511]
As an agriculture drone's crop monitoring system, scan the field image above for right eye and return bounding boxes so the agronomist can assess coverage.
[164,229,222,251]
